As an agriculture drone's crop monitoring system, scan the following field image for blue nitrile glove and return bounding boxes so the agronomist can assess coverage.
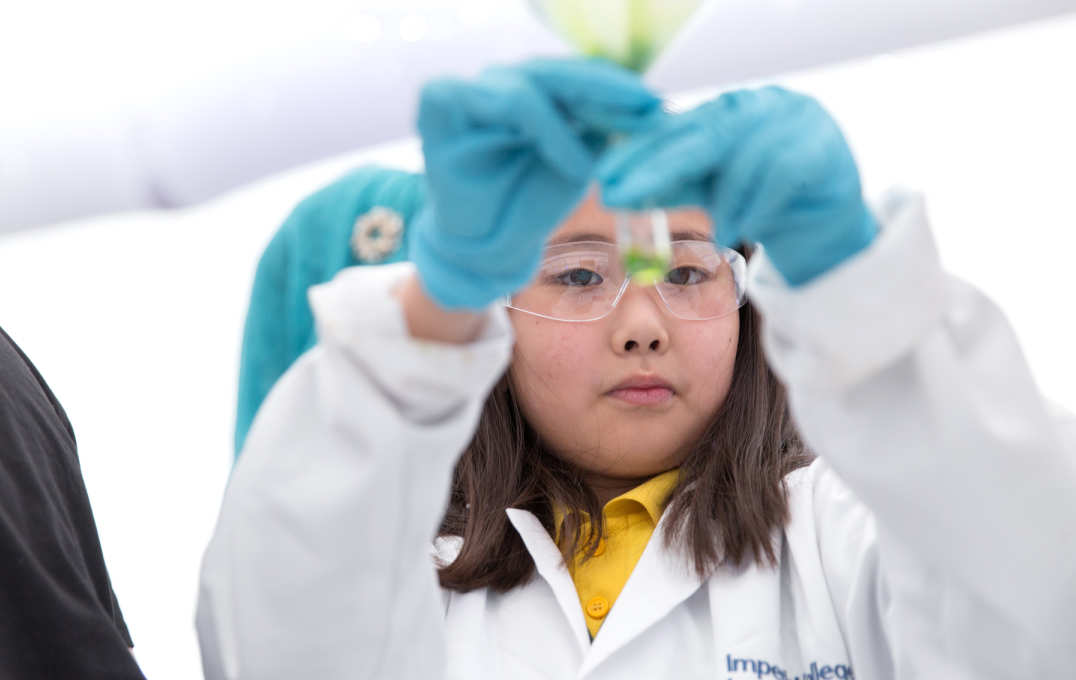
[411,58,662,309]
[597,87,878,286]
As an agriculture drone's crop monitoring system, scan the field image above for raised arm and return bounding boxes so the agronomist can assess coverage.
[749,191,1076,664]
[600,88,1076,666]
[197,58,663,678]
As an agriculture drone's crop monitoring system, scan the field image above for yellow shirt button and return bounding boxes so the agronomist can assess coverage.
[585,596,610,619]
[592,539,606,556]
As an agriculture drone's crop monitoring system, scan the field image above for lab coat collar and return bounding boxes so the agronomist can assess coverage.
[578,510,704,677]
[505,508,591,656]
[506,507,706,678]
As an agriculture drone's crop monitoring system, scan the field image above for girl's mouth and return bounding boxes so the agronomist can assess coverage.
[607,386,675,406]
[606,373,676,406]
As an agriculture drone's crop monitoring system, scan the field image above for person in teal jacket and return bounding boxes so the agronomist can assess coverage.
[234,165,425,456]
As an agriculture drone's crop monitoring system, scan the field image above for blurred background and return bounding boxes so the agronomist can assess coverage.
[2,1,1075,678]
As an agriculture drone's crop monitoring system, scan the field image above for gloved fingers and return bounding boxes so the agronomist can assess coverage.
[597,120,719,209]
[710,93,863,252]
[702,86,803,124]
[514,58,663,138]
[711,95,839,224]
[418,146,587,262]
[416,162,588,302]
[593,87,820,247]
[418,74,595,182]
[491,77,599,182]
[568,100,665,136]
[595,112,690,186]
[416,77,483,140]
[619,182,711,216]
[517,57,662,126]
[594,89,775,200]
[709,114,807,247]
[420,138,531,232]
[424,128,526,168]
[480,165,590,273]
[593,86,803,180]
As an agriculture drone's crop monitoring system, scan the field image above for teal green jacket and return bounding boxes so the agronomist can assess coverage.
[235,165,425,456]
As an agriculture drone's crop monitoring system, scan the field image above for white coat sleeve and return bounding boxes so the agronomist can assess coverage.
[195,262,513,680]
[748,191,1076,669]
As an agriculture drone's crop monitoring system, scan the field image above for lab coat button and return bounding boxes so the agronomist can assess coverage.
[585,596,610,619]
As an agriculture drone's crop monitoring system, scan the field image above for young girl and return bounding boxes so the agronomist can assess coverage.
[196,58,1076,679]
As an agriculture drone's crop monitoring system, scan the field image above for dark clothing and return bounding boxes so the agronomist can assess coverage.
[0,327,145,679]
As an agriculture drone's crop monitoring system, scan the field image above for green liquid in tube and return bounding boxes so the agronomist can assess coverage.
[623,247,668,287]
[619,205,671,287]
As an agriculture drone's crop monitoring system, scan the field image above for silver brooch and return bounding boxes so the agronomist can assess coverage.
[350,206,404,263]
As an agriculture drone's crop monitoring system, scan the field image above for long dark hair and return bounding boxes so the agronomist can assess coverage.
[437,293,812,593]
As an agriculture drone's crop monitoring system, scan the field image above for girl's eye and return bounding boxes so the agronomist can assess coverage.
[554,268,604,287]
[665,266,711,286]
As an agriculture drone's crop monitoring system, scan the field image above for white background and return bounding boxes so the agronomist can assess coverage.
[1,10,1075,680]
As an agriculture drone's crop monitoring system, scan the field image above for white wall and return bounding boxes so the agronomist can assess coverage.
[0,14,1074,680]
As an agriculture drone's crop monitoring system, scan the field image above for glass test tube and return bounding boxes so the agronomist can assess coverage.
[617,208,672,286]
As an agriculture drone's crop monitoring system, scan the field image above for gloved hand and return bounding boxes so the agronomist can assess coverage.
[597,86,878,286]
[411,58,662,309]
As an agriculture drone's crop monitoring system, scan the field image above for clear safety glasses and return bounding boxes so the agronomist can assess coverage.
[506,240,747,323]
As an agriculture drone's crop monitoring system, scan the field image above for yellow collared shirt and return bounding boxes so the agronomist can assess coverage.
[555,469,680,638]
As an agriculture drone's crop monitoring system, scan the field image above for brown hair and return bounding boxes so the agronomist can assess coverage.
[437,294,813,593]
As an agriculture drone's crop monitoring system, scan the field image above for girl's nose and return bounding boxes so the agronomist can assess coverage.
[610,286,670,355]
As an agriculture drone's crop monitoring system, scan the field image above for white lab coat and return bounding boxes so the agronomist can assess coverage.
[196,191,1076,679]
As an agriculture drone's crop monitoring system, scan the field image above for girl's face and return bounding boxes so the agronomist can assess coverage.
[508,193,739,502]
